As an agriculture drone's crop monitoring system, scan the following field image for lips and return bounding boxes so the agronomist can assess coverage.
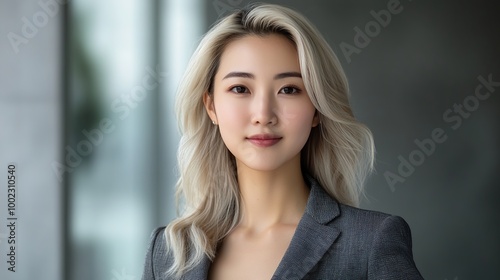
[246,134,282,147]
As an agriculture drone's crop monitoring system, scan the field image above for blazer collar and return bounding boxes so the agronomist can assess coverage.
[302,173,341,224]
[182,174,341,280]
[271,173,341,279]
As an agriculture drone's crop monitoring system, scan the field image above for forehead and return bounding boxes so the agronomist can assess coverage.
[216,34,301,76]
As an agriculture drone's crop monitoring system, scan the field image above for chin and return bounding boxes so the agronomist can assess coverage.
[238,159,289,173]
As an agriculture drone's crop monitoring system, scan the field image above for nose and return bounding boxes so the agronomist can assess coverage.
[251,90,278,126]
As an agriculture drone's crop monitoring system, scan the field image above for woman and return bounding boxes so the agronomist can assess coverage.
[142,3,423,279]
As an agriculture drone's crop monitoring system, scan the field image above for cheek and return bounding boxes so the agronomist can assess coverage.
[279,102,316,145]
[214,101,249,158]
[279,101,316,128]
[215,100,244,124]
[214,100,247,143]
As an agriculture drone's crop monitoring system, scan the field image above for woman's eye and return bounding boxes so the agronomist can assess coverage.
[230,86,248,94]
[279,86,301,94]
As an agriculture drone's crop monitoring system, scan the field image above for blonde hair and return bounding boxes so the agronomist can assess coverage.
[168,3,374,278]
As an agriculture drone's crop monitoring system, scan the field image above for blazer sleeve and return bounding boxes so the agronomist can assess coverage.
[142,227,167,280]
[367,215,424,280]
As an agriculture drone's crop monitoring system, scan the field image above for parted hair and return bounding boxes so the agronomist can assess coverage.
[168,3,374,278]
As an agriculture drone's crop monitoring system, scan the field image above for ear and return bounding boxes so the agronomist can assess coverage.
[203,91,218,124]
[312,110,320,127]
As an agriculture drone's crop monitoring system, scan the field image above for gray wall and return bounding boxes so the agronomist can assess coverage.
[206,0,500,279]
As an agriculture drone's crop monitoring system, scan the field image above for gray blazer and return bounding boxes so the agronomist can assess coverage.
[142,175,424,279]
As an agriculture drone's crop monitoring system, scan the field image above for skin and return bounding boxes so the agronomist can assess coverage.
[204,34,319,280]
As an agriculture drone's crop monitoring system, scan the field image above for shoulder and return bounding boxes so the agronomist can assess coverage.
[318,201,414,257]
[142,226,170,279]
[337,204,412,238]
[303,175,422,278]
[148,226,168,257]
[320,204,423,279]
[333,204,416,262]
[304,173,412,243]
[305,173,411,238]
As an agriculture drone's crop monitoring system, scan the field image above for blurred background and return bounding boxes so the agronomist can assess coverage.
[0,0,499,279]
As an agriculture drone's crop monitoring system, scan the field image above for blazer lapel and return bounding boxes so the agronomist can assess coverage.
[272,174,341,280]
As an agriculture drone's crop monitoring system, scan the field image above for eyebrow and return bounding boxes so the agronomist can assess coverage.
[222,71,302,80]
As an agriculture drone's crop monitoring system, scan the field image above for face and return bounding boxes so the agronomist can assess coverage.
[204,34,319,172]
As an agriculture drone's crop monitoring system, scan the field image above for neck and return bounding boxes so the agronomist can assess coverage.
[235,156,309,233]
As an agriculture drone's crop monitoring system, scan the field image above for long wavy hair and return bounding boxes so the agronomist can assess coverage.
[167,3,374,278]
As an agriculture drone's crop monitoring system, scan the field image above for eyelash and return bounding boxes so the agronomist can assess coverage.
[230,85,249,94]
[229,85,302,95]
[280,85,302,95]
